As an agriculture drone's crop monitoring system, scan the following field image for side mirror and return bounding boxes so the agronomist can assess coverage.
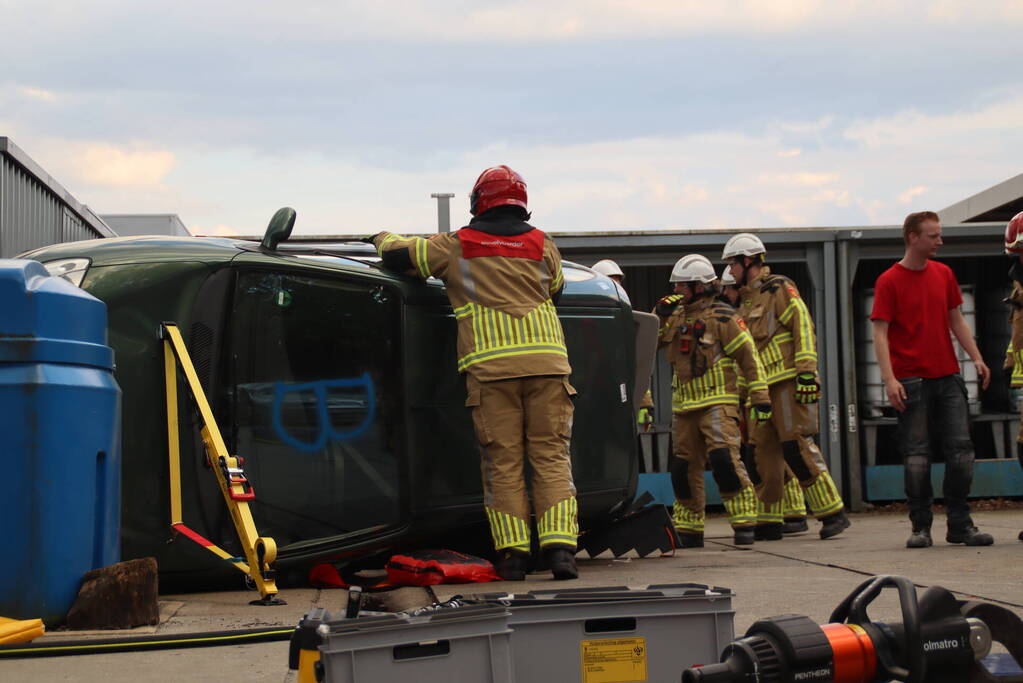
[261,207,297,251]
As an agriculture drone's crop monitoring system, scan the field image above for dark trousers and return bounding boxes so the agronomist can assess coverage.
[896,374,974,530]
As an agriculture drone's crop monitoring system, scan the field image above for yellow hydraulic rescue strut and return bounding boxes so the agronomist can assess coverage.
[161,322,285,606]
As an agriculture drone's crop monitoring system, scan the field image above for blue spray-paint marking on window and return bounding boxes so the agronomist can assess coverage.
[271,373,377,452]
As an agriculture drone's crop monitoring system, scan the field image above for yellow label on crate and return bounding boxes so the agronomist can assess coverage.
[580,637,648,683]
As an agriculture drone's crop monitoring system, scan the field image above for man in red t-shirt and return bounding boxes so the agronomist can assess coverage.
[871,211,993,549]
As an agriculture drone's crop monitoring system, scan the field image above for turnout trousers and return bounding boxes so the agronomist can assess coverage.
[465,374,578,553]
[750,379,844,524]
[670,404,758,534]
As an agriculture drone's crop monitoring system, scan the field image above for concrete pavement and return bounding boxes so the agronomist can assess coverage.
[3,509,1021,682]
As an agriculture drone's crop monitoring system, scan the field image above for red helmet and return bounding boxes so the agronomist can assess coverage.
[1005,211,1023,254]
[470,165,527,216]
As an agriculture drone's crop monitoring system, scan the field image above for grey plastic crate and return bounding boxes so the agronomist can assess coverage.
[465,583,733,683]
[318,605,515,683]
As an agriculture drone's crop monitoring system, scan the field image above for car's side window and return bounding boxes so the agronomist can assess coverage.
[229,269,403,546]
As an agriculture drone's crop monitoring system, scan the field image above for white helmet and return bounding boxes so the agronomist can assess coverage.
[591,259,624,279]
[719,266,736,287]
[722,232,766,261]
[670,254,717,284]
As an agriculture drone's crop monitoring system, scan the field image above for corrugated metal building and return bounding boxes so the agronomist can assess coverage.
[100,214,190,237]
[554,222,1018,509]
[0,137,116,258]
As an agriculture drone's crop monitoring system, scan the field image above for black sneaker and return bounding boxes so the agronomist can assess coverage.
[819,511,851,539]
[906,528,932,548]
[678,532,705,548]
[494,550,528,581]
[946,526,994,546]
[754,523,783,541]
[782,517,809,534]
[733,528,755,545]
[544,547,578,580]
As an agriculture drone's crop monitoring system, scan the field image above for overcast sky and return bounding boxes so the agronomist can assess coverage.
[2,1,1022,235]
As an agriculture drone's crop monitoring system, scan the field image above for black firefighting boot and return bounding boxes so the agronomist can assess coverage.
[782,517,809,534]
[733,527,755,545]
[678,532,705,548]
[819,510,852,539]
[494,549,529,581]
[754,523,783,541]
[545,547,578,580]
[906,527,933,548]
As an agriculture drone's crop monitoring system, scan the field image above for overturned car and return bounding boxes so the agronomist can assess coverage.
[23,213,652,587]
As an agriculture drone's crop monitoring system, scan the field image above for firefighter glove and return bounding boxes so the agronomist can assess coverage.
[795,373,820,404]
[750,403,772,425]
[656,294,683,316]
[356,234,380,244]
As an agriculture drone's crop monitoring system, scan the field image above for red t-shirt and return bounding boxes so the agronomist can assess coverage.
[870,260,962,379]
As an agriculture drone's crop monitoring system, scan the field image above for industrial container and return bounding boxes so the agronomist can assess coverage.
[0,259,121,624]
[467,583,735,683]
[318,606,515,683]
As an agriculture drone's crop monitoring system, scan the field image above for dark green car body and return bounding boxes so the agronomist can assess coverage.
[24,235,639,584]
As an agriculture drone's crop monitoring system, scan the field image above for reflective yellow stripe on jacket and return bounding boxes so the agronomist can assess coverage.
[454,299,568,372]
[759,332,798,384]
[724,328,769,396]
[778,296,817,366]
[672,359,740,412]
[671,324,766,412]
[1007,341,1023,389]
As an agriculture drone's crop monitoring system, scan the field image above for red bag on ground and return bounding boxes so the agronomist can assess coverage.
[308,563,347,588]
[385,549,501,586]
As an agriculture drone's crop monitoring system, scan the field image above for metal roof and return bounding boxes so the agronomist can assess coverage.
[940,172,1023,224]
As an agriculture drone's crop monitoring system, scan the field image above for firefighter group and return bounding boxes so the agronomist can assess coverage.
[371,165,1023,581]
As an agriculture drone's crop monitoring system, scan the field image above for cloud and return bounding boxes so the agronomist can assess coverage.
[3,1,1023,51]
[3,2,1021,238]
[189,224,237,236]
[898,186,929,204]
[187,1,1023,42]
[24,91,1016,235]
[759,172,841,187]
[65,143,176,188]
[19,86,58,103]
[924,0,1023,25]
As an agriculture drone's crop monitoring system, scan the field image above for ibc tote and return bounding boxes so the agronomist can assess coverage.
[0,259,121,625]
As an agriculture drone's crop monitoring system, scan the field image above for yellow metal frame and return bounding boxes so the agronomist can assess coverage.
[161,322,284,605]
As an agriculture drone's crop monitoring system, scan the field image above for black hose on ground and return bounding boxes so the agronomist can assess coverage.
[0,625,294,659]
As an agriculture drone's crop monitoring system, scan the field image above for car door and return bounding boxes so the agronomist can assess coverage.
[226,260,406,553]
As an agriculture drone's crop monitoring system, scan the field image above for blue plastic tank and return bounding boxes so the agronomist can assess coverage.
[0,259,121,624]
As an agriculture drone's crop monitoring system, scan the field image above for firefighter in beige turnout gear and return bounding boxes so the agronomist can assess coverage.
[656,255,770,547]
[721,267,810,536]
[1002,211,1023,542]
[372,165,579,580]
[723,233,850,541]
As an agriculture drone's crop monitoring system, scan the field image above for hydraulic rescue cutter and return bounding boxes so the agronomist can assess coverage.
[683,574,1023,683]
